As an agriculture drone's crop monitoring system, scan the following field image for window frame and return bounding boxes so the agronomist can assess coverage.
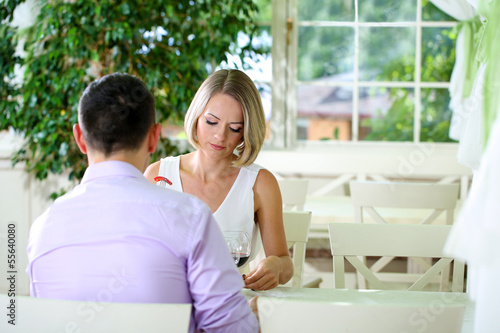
[267,0,459,148]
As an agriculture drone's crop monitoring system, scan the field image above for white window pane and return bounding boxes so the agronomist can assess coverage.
[298,27,354,81]
[358,0,416,22]
[360,88,414,141]
[422,0,457,21]
[298,0,354,21]
[359,27,415,82]
[297,85,353,141]
[420,88,454,142]
[421,27,456,82]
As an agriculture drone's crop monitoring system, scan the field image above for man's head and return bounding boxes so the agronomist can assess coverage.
[77,73,156,155]
[73,73,160,170]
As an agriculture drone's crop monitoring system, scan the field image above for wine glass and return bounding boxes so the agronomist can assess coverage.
[223,231,251,268]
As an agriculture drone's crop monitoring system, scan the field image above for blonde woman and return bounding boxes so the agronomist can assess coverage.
[145,69,293,290]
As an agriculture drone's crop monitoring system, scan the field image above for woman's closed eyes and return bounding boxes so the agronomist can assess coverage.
[205,118,242,133]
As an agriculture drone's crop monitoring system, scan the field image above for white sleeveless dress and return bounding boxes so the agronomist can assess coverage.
[158,156,263,267]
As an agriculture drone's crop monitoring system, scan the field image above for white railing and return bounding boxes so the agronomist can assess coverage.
[257,142,472,199]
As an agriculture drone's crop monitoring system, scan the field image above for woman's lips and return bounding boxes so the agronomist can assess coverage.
[209,143,225,151]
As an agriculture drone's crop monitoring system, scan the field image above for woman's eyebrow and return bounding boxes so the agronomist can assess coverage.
[207,113,220,120]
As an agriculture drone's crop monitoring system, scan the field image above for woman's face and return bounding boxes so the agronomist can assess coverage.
[196,93,244,161]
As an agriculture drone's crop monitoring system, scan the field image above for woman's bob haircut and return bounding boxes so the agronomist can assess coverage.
[184,69,266,167]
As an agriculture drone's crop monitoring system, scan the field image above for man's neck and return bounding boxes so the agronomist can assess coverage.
[87,150,149,173]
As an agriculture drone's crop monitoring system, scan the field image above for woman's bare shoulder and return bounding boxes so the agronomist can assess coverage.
[144,160,162,183]
[255,168,279,188]
[253,168,281,209]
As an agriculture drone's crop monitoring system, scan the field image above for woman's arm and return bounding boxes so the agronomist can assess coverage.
[243,169,294,290]
[143,161,161,184]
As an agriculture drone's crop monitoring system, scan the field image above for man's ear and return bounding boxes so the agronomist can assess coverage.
[147,123,162,153]
[73,124,88,154]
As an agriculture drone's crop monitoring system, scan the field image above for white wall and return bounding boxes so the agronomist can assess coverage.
[0,132,73,295]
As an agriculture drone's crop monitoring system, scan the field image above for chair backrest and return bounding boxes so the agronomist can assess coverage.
[349,181,459,225]
[328,223,466,292]
[0,294,191,332]
[278,179,309,211]
[349,181,461,290]
[283,210,312,287]
[257,297,465,333]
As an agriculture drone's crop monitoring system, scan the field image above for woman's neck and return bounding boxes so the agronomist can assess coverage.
[185,150,237,182]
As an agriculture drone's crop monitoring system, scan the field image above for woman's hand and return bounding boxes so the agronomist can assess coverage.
[244,256,281,290]
[244,255,292,290]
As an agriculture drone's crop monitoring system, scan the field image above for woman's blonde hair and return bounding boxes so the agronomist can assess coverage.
[184,69,266,167]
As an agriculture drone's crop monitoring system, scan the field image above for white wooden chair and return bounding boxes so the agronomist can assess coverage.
[278,180,323,287]
[283,211,311,287]
[250,179,310,270]
[0,294,191,332]
[282,211,322,288]
[278,179,309,211]
[328,223,466,292]
[349,180,460,289]
[349,181,459,225]
[257,296,466,333]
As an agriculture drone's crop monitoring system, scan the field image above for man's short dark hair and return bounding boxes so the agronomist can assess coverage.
[78,73,156,156]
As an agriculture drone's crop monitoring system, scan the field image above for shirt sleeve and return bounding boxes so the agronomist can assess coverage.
[187,209,259,333]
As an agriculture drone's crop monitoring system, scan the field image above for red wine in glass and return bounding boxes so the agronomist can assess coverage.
[224,231,251,268]
[235,254,250,267]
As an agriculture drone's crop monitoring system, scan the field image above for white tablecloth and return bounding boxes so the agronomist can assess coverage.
[243,287,474,333]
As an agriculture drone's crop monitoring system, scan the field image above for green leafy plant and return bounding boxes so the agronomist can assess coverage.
[1,0,262,197]
[0,2,21,138]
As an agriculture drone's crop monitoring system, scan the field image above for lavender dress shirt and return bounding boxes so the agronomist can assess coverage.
[27,161,258,333]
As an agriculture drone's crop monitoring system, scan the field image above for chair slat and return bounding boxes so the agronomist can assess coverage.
[420,209,445,224]
[452,260,466,292]
[329,223,466,292]
[365,207,388,224]
[350,181,459,209]
[346,256,387,290]
[370,256,395,273]
[278,179,309,211]
[333,255,346,288]
[411,257,433,271]
[330,223,452,258]
[283,211,313,288]
[409,258,453,291]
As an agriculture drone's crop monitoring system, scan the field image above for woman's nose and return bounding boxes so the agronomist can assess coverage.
[214,127,226,141]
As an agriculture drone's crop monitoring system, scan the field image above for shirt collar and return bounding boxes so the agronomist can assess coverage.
[81,161,146,184]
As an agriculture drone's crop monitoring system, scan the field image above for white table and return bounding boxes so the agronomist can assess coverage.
[242,287,474,333]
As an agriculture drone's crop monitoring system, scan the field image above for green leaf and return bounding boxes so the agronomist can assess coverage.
[120,3,130,15]
[58,142,69,157]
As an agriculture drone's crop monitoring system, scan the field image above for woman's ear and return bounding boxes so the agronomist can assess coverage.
[73,124,88,154]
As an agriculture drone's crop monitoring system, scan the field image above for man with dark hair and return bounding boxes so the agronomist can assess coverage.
[26,73,259,333]
[77,73,157,155]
